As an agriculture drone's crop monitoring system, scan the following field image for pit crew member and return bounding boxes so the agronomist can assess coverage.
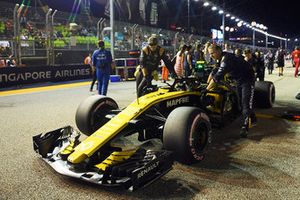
[136,35,176,97]
[92,40,113,96]
[207,44,256,138]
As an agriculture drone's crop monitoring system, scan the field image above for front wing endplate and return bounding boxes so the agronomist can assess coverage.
[33,126,173,191]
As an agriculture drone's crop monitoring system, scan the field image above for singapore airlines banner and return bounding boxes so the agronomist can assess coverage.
[0,65,92,88]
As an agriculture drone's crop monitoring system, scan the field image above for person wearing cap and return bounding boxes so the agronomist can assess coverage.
[136,35,176,97]
[92,40,113,96]
[207,44,256,138]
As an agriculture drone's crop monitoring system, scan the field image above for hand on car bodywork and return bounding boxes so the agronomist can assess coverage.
[206,78,216,91]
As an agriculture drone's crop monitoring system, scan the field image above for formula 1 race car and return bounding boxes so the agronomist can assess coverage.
[33,76,275,191]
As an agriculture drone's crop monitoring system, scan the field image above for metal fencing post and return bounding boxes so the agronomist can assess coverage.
[46,8,52,65]
[222,1,225,47]
[13,4,19,65]
[131,24,138,49]
[97,18,105,40]
[252,30,256,50]
[188,34,193,44]
[174,32,179,56]
[50,10,57,65]
[110,0,115,59]
[285,39,287,49]
[16,4,24,65]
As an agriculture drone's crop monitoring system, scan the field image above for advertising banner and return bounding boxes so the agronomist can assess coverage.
[0,65,92,88]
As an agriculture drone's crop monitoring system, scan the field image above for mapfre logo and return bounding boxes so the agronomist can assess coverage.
[166,96,189,108]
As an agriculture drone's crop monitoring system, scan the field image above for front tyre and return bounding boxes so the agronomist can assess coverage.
[75,95,118,136]
[163,107,211,164]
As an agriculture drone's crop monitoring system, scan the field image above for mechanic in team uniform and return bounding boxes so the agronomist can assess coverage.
[92,40,113,96]
[136,35,176,97]
[207,44,256,138]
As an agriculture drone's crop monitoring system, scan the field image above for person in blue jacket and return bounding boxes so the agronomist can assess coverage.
[92,40,113,95]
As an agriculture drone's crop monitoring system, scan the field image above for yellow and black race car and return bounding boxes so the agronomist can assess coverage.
[33,76,275,191]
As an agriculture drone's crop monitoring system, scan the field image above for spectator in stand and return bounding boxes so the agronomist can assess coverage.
[0,47,6,67]
[174,44,187,77]
[291,46,300,78]
[6,54,16,67]
[92,40,114,96]
[0,59,5,68]
[275,47,285,76]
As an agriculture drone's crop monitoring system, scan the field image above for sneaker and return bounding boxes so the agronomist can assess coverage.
[240,127,248,138]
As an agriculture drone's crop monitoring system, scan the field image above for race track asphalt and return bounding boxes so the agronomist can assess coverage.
[0,64,299,200]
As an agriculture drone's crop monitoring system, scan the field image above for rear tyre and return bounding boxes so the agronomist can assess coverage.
[163,107,211,164]
[75,95,118,136]
[254,81,275,108]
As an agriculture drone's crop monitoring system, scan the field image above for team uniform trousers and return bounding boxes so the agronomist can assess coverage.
[96,69,110,95]
[237,81,255,130]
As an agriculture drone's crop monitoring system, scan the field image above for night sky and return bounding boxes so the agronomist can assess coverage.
[219,0,299,38]
[1,0,299,38]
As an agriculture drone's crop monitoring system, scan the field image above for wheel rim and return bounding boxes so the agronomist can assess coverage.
[90,101,116,131]
[190,115,209,154]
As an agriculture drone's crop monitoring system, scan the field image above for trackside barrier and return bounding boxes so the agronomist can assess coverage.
[0,65,92,88]
[115,58,139,80]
